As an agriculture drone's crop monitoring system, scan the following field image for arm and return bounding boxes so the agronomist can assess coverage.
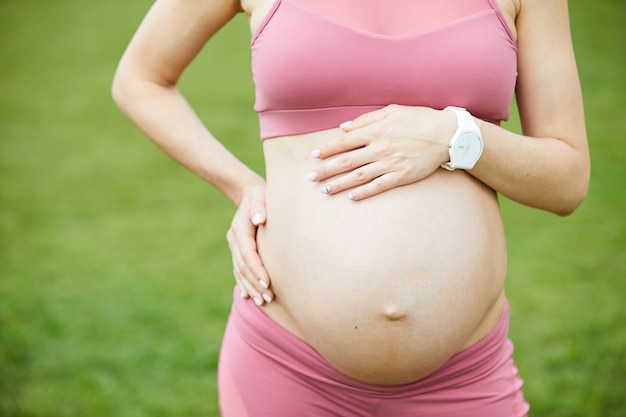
[112,0,273,303]
[112,0,250,203]
[308,0,589,216]
[471,0,589,215]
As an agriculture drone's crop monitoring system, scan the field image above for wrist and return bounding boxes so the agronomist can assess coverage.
[438,109,458,163]
[440,107,484,171]
[237,176,266,207]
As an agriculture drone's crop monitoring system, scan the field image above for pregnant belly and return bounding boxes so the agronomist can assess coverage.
[257,140,507,384]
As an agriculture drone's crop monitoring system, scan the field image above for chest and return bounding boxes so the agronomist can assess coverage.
[250,0,518,125]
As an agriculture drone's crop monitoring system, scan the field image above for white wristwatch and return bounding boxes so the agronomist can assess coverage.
[441,106,483,171]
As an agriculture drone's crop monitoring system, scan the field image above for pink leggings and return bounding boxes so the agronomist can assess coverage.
[218,290,529,416]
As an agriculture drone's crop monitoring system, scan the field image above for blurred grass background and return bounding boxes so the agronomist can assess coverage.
[0,0,624,416]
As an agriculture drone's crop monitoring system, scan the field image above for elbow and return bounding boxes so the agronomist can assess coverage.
[555,188,588,217]
[553,166,591,217]
[111,76,122,107]
[550,141,591,216]
[111,69,130,112]
[110,62,145,114]
[554,194,585,217]
[111,66,176,115]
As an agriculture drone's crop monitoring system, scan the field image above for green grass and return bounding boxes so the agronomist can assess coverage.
[1,0,624,415]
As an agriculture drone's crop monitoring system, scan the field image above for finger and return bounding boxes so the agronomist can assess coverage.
[234,270,269,307]
[339,106,390,132]
[232,265,251,300]
[237,239,273,302]
[236,222,272,292]
[226,228,250,296]
[228,246,250,299]
[346,172,405,201]
[320,160,387,196]
[236,265,274,307]
[310,130,368,160]
[309,147,374,183]
[311,107,393,159]
[241,246,272,291]
[226,227,274,305]
[231,248,273,306]
[250,192,267,226]
[252,212,265,226]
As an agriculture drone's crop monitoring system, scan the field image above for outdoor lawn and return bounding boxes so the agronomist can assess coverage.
[1,0,624,416]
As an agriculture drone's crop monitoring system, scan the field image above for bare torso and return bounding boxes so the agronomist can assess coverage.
[257,129,507,384]
[244,0,519,385]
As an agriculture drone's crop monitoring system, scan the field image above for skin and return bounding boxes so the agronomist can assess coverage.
[112,0,589,381]
[235,0,588,304]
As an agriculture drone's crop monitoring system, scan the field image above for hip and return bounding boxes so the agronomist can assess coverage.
[219,290,529,416]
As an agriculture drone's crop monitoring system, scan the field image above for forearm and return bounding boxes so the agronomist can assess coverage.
[112,78,263,206]
[471,119,589,216]
[475,0,590,216]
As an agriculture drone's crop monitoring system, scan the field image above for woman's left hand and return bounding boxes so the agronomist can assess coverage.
[307,105,457,200]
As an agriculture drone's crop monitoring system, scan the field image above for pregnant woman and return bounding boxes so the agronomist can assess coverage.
[112,0,589,415]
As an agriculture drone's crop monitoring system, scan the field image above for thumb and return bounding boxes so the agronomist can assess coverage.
[250,189,267,226]
[252,211,265,226]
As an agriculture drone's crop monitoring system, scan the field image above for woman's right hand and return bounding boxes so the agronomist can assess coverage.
[226,181,273,306]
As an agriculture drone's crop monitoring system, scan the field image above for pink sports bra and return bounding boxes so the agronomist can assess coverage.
[251,0,518,140]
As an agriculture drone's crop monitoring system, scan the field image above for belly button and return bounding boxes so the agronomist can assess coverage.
[382,305,407,321]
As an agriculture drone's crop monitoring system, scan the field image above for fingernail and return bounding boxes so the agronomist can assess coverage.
[339,120,353,129]
[259,279,268,289]
[310,149,321,158]
[240,289,247,298]
[348,192,357,200]
[252,213,264,225]
[253,297,263,307]
[305,171,317,181]
[262,293,272,303]
[321,184,331,194]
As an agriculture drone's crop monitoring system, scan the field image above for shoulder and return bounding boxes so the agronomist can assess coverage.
[517,0,570,21]
[515,0,572,42]
[498,0,572,34]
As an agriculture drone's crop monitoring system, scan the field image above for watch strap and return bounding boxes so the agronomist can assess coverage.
[441,106,482,171]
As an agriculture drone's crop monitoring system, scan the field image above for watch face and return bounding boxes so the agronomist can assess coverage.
[453,132,482,165]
